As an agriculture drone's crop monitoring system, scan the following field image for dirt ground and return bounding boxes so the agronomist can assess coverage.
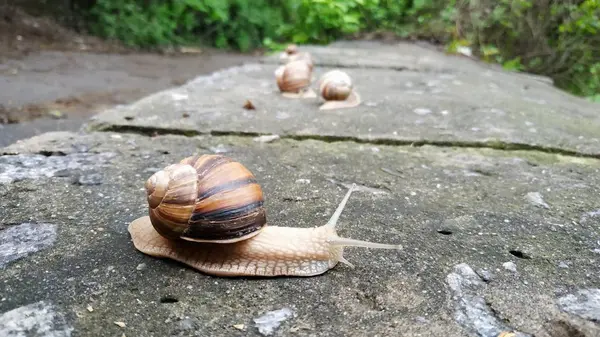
[0,5,260,145]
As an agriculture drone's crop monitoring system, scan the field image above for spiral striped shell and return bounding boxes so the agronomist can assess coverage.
[275,60,312,93]
[319,69,353,101]
[145,154,267,243]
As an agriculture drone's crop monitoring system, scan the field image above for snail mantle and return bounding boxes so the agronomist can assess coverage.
[128,154,402,277]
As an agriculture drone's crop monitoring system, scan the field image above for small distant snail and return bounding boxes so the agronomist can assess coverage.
[128,154,402,277]
[274,60,316,99]
[318,69,361,110]
[279,43,314,72]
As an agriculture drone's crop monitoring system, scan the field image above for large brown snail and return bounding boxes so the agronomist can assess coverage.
[318,69,361,110]
[128,154,402,277]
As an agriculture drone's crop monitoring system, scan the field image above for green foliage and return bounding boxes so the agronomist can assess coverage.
[84,0,599,98]
[442,0,600,98]
[88,0,289,51]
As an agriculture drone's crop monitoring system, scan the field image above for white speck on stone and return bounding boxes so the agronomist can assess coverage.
[0,223,57,268]
[558,261,569,269]
[275,111,290,120]
[0,301,73,336]
[371,147,380,153]
[209,144,230,153]
[413,108,432,115]
[440,110,449,115]
[110,134,122,139]
[253,307,294,336]
[171,92,188,101]
[365,101,378,107]
[557,288,600,322]
[525,192,549,209]
[503,262,517,273]
[253,135,280,143]
[136,263,146,271]
[295,179,310,184]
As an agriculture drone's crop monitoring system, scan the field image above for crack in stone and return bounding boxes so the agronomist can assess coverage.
[446,263,532,337]
[88,123,600,160]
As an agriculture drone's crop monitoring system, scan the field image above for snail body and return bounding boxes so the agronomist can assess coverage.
[129,154,402,277]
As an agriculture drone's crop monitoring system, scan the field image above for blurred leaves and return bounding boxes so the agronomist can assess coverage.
[86,0,599,98]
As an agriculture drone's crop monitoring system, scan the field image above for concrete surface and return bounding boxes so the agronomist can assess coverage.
[1,40,599,337]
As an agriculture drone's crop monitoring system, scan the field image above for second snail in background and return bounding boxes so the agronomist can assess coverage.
[275,60,317,99]
[318,69,361,110]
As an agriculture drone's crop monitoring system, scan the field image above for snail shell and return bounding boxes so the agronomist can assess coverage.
[319,69,353,101]
[287,52,314,71]
[145,154,266,243]
[275,60,312,93]
[285,44,298,55]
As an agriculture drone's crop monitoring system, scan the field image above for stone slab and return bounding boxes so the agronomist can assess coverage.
[1,131,599,336]
[88,62,600,157]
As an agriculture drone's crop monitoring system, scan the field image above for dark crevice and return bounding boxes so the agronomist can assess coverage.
[437,229,453,235]
[509,250,531,259]
[88,123,600,159]
[38,150,68,157]
[159,296,179,303]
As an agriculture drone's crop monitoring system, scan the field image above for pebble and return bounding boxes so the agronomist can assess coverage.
[413,108,432,115]
[446,263,531,337]
[136,263,146,271]
[75,173,103,186]
[503,262,517,273]
[558,261,569,269]
[253,307,294,336]
[0,301,73,336]
[524,192,549,209]
[253,135,280,143]
[557,288,600,322]
[0,223,57,269]
[476,268,494,282]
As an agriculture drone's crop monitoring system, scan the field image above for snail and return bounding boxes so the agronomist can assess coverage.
[279,44,298,61]
[274,59,316,99]
[279,44,313,70]
[128,154,402,277]
[317,69,361,110]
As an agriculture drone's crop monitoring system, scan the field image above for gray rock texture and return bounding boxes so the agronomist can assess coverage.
[1,41,600,336]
